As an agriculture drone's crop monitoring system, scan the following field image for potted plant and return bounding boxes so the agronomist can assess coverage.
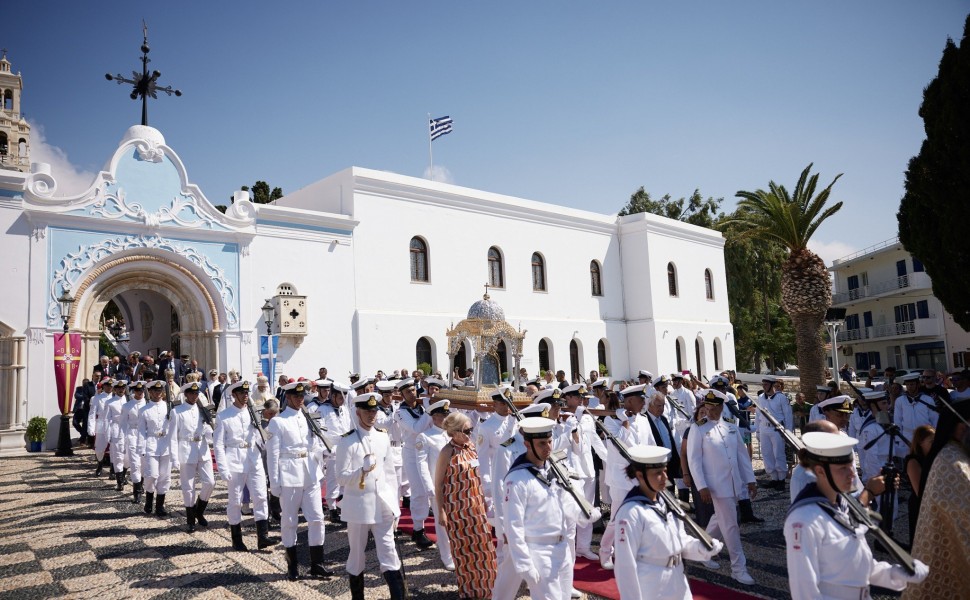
[26,416,47,452]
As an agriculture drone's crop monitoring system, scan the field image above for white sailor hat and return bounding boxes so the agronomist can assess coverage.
[429,399,451,415]
[424,377,446,389]
[901,373,921,383]
[533,387,564,405]
[652,375,671,387]
[330,382,350,395]
[619,384,647,398]
[315,379,333,389]
[147,380,166,390]
[354,392,381,410]
[112,379,128,388]
[818,395,853,413]
[700,389,726,405]
[562,383,587,396]
[863,390,886,401]
[519,403,550,418]
[490,387,514,402]
[395,378,415,392]
[376,380,396,393]
[518,416,555,439]
[351,378,371,391]
[761,374,778,383]
[283,381,307,394]
[627,444,671,468]
[801,431,858,464]
[710,375,730,387]
[180,381,201,394]
[226,380,250,395]
[638,370,654,380]
[591,377,610,389]
[524,377,541,387]
[670,372,686,380]
[815,385,830,393]
[130,381,146,392]
[99,377,113,387]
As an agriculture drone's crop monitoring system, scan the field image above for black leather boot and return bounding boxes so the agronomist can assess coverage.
[309,545,334,578]
[329,508,342,526]
[256,519,279,549]
[186,504,196,533]
[230,524,248,551]
[194,499,209,527]
[132,481,143,504]
[349,572,365,600]
[412,529,433,548]
[269,494,282,522]
[285,546,299,581]
[739,499,764,523]
[384,569,406,600]
[155,493,168,517]
[144,491,154,514]
[95,461,103,477]
[115,471,125,491]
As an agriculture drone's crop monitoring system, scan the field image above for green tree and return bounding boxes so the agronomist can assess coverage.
[729,164,843,392]
[218,181,284,215]
[898,14,970,329]
[618,187,721,228]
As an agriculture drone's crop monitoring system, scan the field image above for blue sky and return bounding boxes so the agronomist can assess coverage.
[6,1,968,265]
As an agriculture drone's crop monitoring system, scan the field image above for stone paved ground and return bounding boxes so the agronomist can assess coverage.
[0,446,909,600]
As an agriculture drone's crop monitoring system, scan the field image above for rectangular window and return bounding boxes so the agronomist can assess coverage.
[913,258,925,272]
[847,275,859,290]
[863,311,873,328]
[896,260,907,277]
[916,300,929,319]
[845,314,860,331]
[894,303,917,323]
[860,271,869,287]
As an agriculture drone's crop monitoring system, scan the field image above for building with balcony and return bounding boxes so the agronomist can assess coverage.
[829,237,970,372]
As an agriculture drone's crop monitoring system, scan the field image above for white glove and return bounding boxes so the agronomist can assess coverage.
[518,566,541,585]
[615,408,628,422]
[574,405,586,419]
[220,470,232,484]
[363,454,375,471]
[270,483,281,498]
[701,539,724,559]
[587,507,603,524]
[890,560,929,585]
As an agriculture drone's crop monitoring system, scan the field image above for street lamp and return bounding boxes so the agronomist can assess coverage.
[57,289,74,333]
[55,289,75,456]
[825,308,848,386]
[261,299,275,335]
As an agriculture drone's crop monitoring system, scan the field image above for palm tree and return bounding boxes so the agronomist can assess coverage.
[729,164,843,392]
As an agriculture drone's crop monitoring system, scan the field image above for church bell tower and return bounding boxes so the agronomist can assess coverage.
[0,50,30,172]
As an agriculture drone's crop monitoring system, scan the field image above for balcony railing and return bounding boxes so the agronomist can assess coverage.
[832,272,931,305]
[836,318,941,342]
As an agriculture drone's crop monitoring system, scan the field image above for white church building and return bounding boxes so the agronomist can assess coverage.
[0,122,734,452]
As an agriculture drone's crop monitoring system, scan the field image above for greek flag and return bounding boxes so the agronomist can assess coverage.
[259,335,278,386]
[430,115,453,141]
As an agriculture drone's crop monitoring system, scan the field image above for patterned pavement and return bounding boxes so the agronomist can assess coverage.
[0,447,909,599]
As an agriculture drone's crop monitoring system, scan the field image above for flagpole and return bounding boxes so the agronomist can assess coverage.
[427,113,434,182]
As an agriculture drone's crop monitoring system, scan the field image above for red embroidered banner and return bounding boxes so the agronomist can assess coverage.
[53,332,81,415]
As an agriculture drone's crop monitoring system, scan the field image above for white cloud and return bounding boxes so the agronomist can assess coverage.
[422,165,454,184]
[809,239,859,268]
[27,121,96,196]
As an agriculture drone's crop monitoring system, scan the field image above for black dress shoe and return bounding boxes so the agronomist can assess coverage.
[412,529,434,548]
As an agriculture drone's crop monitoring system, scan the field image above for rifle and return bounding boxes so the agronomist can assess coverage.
[753,398,917,575]
[246,398,269,445]
[501,394,594,519]
[164,381,173,420]
[665,395,691,420]
[197,401,213,429]
[593,418,716,550]
[300,405,333,453]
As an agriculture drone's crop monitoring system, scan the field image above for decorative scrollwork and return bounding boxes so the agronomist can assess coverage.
[88,188,222,230]
[133,138,165,163]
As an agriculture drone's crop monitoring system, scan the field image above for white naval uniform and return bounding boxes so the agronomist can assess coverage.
[394,401,432,529]
[809,402,825,424]
[687,418,756,576]
[88,391,111,459]
[614,490,719,599]
[137,400,174,494]
[668,386,697,438]
[571,407,608,556]
[375,402,404,498]
[121,396,146,482]
[266,406,328,548]
[334,425,402,575]
[491,430,523,563]
[755,390,793,482]
[214,403,268,524]
[168,402,216,509]
[476,412,516,501]
[893,393,938,451]
[601,411,656,562]
[415,425,453,567]
[785,493,913,600]
[316,401,353,509]
[848,407,871,465]
[105,394,128,471]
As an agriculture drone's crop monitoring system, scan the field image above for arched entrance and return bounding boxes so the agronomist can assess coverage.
[68,252,225,379]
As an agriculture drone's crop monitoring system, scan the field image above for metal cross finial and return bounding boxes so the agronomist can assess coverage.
[105,22,182,126]
[483,282,490,297]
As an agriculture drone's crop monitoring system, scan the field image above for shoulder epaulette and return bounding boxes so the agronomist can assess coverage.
[500,436,516,447]
[341,430,356,437]
[374,426,387,433]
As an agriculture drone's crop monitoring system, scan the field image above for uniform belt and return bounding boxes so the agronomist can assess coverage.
[818,582,869,600]
[281,451,308,458]
[155,432,166,438]
[525,534,566,544]
[637,553,682,568]
[390,441,401,447]
[237,442,251,449]
[190,436,202,442]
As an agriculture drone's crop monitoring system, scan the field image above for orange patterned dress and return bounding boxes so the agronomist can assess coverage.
[440,441,496,598]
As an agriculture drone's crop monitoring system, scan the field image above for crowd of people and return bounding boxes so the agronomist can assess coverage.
[71,347,970,599]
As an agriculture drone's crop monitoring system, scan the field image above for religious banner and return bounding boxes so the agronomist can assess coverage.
[259,335,278,386]
[53,332,82,415]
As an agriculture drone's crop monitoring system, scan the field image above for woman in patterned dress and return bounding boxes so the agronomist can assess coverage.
[434,412,497,599]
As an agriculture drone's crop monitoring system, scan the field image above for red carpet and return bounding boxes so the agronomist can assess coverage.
[395,507,760,600]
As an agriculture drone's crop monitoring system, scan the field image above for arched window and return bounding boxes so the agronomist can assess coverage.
[597,339,608,374]
[0,132,7,156]
[695,338,703,375]
[590,260,603,296]
[488,246,504,288]
[713,338,721,371]
[538,339,551,373]
[675,338,683,372]
[410,237,429,282]
[497,340,509,379]
[667,262,678,297]
[2,90,11,111]
[531,253,546,291]
[275,282,298,296]
[415,337,433,370]
[569,339,581,383]
[705,269,714,300]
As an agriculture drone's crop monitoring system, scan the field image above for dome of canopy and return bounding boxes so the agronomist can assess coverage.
[467,293,505,321]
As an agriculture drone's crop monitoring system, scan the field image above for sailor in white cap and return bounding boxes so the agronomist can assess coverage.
[686,389,758,585]
[476,388,518,512]
[169,381,216,532]
[305,379,332,414]
[213,380,280,552]
[105,379,131,490]
[857,391,901,488]
[637,370,657,399]
[756,374,794,491]
[334,392,404,599]
[375,381,405,502]
[266,381,333,580]
[669,374,696,434]
[785,432,928,599]
[600,384,656,570]
[893,373,939,450]
[562,383,607,561]
[589,378,610,409]
[392,378,435,548]
[415,399,455,570]
[121,381,148,503]
[614,444,724,599]
[315,381,352,524]
[137,380,174,516]
[89,377,114,475]
[492,416,601,600]
[809,385,832,424]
